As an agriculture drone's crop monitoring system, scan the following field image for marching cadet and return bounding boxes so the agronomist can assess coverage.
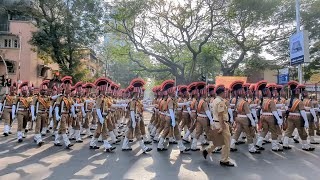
[82,83,96,137]
[30,80,51,146]
[0,82,17,136]
[301,85,319,144]
[182,82,198,143]
[191,82,215,151]
[283,81,315,151]
[121,78,152,152]
[153,89,166,142]
[157,80,190,153]
[230,81,261,153]
[149,86,160,137]
[53,76,76,148]
[137,90,152,144]
[203,84,235,167]
[14,81,31,142]
[255,82,284,151]
[179,85,191,138]
[89,77,116,152]
[72,81,86,143]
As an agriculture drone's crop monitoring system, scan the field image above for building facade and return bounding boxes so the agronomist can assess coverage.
[0,2,59,94]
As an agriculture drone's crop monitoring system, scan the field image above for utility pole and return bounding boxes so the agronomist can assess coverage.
[296,0,303,84]
[0,55,9,94]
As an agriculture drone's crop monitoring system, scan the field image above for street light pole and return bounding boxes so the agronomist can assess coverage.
[296,0,303,84]
[0,55,9,94]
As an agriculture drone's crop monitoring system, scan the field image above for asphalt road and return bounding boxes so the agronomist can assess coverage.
[1,115,320,180]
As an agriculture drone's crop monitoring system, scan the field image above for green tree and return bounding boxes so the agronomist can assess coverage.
[7,0,106,82]
[108,0,227,83]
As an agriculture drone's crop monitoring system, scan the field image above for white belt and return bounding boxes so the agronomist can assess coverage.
[197,114,207,118]
[183,111,189,113]
[176,108,182,110]
[237,114,247,118]
[191,110,196,113]
[18,108,28,111]
[159,112,165,115]
[262,112,273,116]
[165,113,170,117]
[289,113,300,116]
[4,106,12,108]
[102,112,108,116]
[306,112,311,114]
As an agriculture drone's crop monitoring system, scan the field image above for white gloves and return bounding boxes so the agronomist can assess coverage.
[187,107,192,116]
[205,110,214,126]
[70,105,76,118]
[49,106,53,118]
[251,109,258,123]
[246,113,256,127]
[272,111,283,126]
[310,108,318,122]
[300,110,309,128]
[30,105,36,121]
[81,106,86,117]
[11,105,16,120]
[228,108,234,123]
[169,109,176,127]
[130,111,136,128]
[96,108,104,124]
[55,106,61,121]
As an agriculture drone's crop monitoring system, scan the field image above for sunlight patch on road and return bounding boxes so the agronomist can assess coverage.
[0,156,24,171]
[16,163,53,179]
[74,165,97,176]
[20,143,51,156]
[123,157,155,179]
[0,172,21,180]
[40,152,72,168]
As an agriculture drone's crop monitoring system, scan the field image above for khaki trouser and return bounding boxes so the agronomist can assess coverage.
[150,111,156,124]
[307,113,316,136]
[180,112,191,129]
[260,115,279,140]
[207,122,231,163]
[1,108,11,126]
[188,112,197,133]
[82,111,91,129]
[233,117,256,144]
[17,110,29,131]
[35,112,48,134]
[195,117,210,139]
[140,116,146,135]
[160,116,181,140]
[156,114,166,134]
[176,110,182,126]
[284,115,307,140]
[106,115,114,131]
[91,109,97,125]
[58,113,69,134]
[94,119,108,140]
[126,119,142,139]
[72,112,82,130]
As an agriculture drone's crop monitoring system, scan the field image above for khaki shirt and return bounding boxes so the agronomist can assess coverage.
[236,97,251,115]
[32,95,51,111]
[55,96,74,112]
[14,96,31,109]
[211,96,228,122]
[261,97,276,113]
[287,98,304,113]
[0,95,16,106]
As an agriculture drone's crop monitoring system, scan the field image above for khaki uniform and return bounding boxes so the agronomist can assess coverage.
[284,98,307,140]
[73,97,83,130]
[14,96,32,132]
[94,95,112,140]
[31,95,51,134]
[160,97,181,140]
[180,98,191,129]
[126,98,142,139]
[260,97,280,140]
[0,95,15,129]
[55,96,74,134]
[195,98,211,139]
[233,97,256,144]
[83,97,95,129]
[207,96,231,163]
[303,98,316,137]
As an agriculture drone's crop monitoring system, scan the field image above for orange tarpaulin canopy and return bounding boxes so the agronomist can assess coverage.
[215,76,247,88]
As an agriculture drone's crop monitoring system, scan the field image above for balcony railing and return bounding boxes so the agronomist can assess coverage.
[0,24,9,32]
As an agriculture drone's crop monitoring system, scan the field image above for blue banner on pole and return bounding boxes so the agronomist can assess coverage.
[278,74,289,85]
